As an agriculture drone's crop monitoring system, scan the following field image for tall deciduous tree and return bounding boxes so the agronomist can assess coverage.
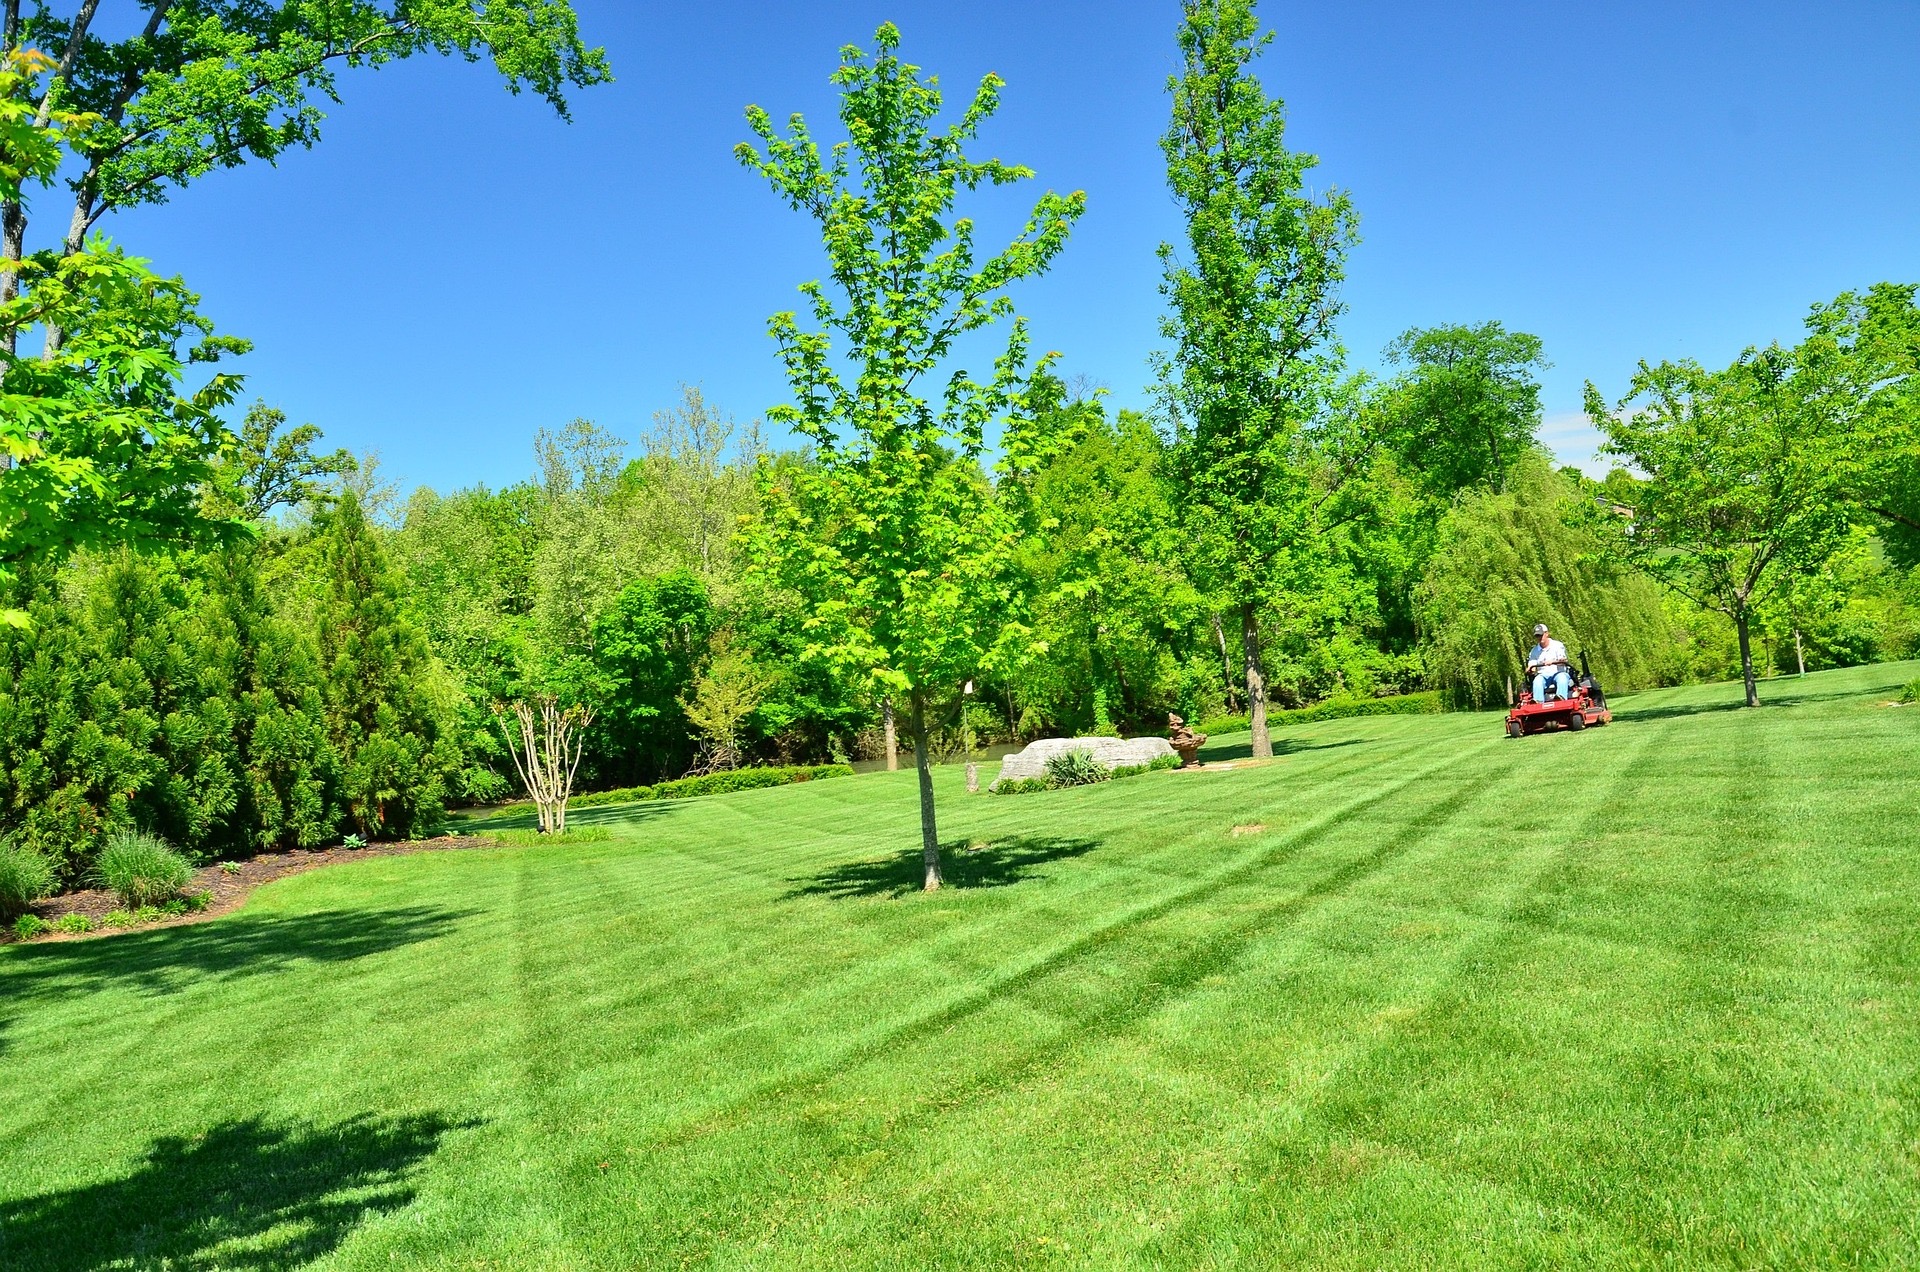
[1587,322,1874,707]
[1157,0,1361,759]
[736,23,1082,890]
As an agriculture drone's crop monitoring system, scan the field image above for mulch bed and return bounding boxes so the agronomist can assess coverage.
[5,835,499,946]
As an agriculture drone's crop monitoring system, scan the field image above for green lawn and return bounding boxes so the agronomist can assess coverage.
[4,663,1919,1270]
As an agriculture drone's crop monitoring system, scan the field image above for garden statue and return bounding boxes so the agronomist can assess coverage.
[1167,714,1207,766]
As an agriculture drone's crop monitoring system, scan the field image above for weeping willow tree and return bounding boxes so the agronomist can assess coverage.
[1417,452,1674,707]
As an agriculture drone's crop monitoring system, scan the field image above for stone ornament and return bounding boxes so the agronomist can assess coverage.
[1167,713,1208,766]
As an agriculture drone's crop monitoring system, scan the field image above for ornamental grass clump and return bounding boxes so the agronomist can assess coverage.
[0,841,54,919]
[1044,749,1111,789]
[1902,678,1920,704]
[96,831,193,908]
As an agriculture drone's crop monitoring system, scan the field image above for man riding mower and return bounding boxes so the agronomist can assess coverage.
[1504,621,1612,736]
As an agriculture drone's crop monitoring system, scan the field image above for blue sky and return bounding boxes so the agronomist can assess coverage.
[99,0,1920,493]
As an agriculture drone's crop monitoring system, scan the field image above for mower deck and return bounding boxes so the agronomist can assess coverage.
[1504,694,1610,737]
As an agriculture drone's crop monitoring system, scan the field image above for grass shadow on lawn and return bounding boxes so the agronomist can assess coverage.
[1194,735,1366,764]
[0,905,479,1008]
[786,835,1103,901]
[0,1112,473,1271]
[1613,678,1890,723]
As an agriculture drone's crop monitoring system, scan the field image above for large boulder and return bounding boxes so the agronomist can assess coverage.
[994,736,1178,785]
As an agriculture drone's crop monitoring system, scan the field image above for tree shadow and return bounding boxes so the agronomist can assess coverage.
[785,835,1103,901]
[447,799,678,835]
[0,1112,473,1271]
[1194,736,1366,764]
[0,905,478,1010]
[1612,680,1886,723]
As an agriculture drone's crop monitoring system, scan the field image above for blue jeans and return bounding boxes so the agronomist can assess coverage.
[1533,667,1571,702]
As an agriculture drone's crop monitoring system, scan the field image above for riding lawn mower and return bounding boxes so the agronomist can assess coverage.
[1504,651,1612,737]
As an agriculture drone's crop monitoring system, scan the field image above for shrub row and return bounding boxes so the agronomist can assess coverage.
[1195,690,1443,737]
[992,750,1180,796]
[477,764,857,821]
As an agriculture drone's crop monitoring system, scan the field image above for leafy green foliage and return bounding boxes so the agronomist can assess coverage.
[311,491,458,839]
[10,2,607,248]
[1042,748,1109,789]
[1157,0,1365,759]
[1587,288,1908,705]
[1380,322,1547,496]
[1004,389,1201,736]
[989,775,1052,796]
[1901,678,1920,704]
[736,23,1083,887]
[0,838,53,917]
[95,829,192,907]
[11,911,49,938]
[0,243,251,611]
[1417,455,1675,709]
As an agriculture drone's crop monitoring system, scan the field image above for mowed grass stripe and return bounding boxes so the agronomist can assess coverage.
[1,663,1916,1270]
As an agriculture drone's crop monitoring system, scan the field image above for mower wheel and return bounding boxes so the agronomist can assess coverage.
[1567,712,1586,732]
[1505,719,1522,739]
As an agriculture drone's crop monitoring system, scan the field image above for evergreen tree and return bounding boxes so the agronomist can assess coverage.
[314,492,457,838]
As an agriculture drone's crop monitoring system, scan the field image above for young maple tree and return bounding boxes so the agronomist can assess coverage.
[736,23,1082,890]
[1156,0,1360,759]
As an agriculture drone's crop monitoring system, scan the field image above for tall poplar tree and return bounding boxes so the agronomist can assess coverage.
[1157,0,1359,758]
[736,24,1082,890]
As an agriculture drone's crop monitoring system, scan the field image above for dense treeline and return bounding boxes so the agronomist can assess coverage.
[6,338,1914,885]
[0,4,1912,888]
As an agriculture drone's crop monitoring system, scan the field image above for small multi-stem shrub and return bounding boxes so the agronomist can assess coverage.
[1044,749,1111,789]
[220,861,243,875]
[485,826,612,848]
[0,841,55,919]
[12,913,50,939]
[1901,678,1920,704]
[95,832,194,908]
[342,833,368,850]
[50,913,93,934]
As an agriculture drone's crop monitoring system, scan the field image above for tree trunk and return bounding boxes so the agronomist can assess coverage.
[1794,628,1806,677]
[908,688,942,891]
[1736,609,1760,707]
[1242,603,1271,758]
[883,696,898,771]
[1210,612,1237,710]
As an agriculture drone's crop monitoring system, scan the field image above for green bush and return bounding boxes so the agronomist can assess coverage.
[12,913,49,939]
[484,826,613,848]
[1901,678,1920,704]
[990,776,1051,796]
[95,831,194,908]
[1196,691,1443,737]
[49,913,92,934]
[0,841,55,919]
[1111,754,1183,780]
[1044,749,1110,789]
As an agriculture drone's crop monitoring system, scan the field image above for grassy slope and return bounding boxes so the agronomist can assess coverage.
[2,663,1918,1270]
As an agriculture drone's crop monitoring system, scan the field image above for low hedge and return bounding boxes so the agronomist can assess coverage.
[572,764,854,808]
[1196,690,1442,737]
[473,764,857,821]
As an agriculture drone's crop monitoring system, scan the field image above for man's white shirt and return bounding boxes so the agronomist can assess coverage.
[1528,637,1568,670]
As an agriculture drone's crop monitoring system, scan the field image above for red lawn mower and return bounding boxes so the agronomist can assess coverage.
[1504,652,1612,737]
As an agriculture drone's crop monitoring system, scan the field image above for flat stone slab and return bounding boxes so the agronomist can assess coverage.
[994,736,1178,784]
